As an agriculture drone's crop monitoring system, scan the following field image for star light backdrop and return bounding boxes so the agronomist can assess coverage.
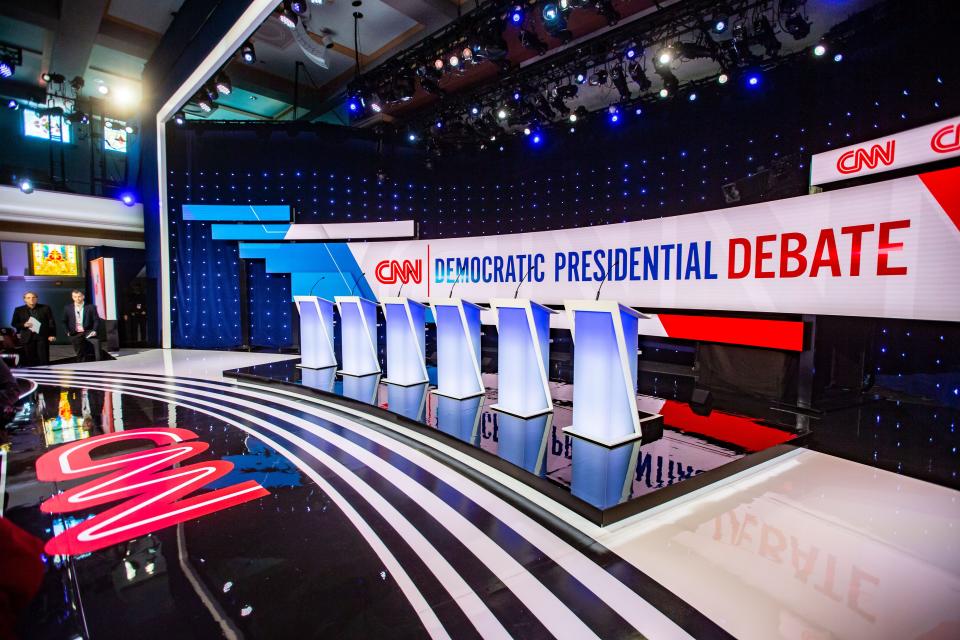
[164,33,960,409]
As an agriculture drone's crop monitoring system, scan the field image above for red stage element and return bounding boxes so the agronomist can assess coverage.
[657,314,804,351]
[36,427,269,556]
[659,401,796,452]
[920,166,960,235]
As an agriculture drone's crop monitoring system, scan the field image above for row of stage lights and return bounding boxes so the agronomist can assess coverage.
[10,174,136,206]
[181,39,259,118]
[346,1,840,146]
[401,38,842,152]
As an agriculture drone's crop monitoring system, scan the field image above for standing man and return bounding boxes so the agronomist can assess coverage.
[63,290,99,362]
[11,291,56,366]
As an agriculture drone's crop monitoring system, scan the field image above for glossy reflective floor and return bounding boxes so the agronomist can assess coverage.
[3,350,959,640]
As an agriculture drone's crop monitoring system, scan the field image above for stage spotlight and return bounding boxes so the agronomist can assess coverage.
[784,13,811,40]
[0,56,15,79]
[174,111,186,125]
[569,112,577,122]
[509,6,523,25]
[97,84,110,95]
[627,61,652,92]
[588,70,608,86]
[42,72,65,84]
[688,92,697,101]
[718,73,729,84]
[290,0,308,15]
[347,95,362,113]
[215,73,232,95]
[520,29,548,55]
[497,107,508,120]
[624,43,640,60]
[752,15,781,56]
[368,95,383,113]
[714,18,727,33]
[470,105,480,116]
[833,53,843,62]
[595,0,620,25]
[543,3,560,23]
[120,193,136,206]
[241,41,257,63]
[196,96,213,113]
[655,65,678,96]
[279,1,298,28]
[448,54,460,68]
[6,99,18,110]
[656,46,675,66]
[574,71,587,84]
[407,132,417,142]
[523,126,531,136]
[813,43,826,57]
[746,73,760,87]
[18,178,33,194]
[532,133,542,144]
[611,64,631,101]
[607,105,620,124]
[435,119,443,128]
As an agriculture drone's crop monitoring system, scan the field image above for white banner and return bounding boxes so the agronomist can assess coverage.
[810,115,960,185]
[348,167,960,322]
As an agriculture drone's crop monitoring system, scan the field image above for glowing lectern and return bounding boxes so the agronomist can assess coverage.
[563,300,648,446]
[294,295,337,370]
[335,296,381,377]
[489,299,555,417]
[380,297,429,386]
[429,299,486,399]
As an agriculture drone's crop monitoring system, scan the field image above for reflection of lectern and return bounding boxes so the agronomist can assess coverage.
[335,296,381,377]
[496,412,552,477]
[381,297,429,386]
[341,373,381,405]
[429,299,486,399]
[300,366,336,392]
[571,438,642,509]
[387,383,428,422]
[435,395,483,445]
[294,296,337,369]
[563,300,655,446]
[489,299,555,417]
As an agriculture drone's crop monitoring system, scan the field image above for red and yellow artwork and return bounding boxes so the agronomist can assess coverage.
[31,243,78,276]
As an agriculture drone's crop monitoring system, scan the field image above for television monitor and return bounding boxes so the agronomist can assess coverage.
[30,243,79,276]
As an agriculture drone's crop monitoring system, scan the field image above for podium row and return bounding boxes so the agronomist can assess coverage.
[295,296,657,448]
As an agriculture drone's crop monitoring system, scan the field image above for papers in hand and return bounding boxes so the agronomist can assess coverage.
[26,317,41,333]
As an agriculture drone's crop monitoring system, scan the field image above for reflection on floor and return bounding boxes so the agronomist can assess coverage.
[1,349,958,640]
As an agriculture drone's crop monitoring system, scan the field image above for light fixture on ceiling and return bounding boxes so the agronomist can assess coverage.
[215,73,232,96]
[174,111,186,125]
[97,84,110,95]
[18,178,33,194]
[241,41,257,64]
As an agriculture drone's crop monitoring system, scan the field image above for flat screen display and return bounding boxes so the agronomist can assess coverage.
[30,243,79,276]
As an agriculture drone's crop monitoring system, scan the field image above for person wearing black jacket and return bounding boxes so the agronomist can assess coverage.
[10,291,56,366]
[62,289,100,361]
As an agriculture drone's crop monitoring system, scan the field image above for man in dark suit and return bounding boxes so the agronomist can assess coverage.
[63,289,100,362]
[11,291,56,366]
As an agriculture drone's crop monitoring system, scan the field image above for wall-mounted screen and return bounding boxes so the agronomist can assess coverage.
[104,126,127,153]
[23,108,72,143]
[30,243,79,276]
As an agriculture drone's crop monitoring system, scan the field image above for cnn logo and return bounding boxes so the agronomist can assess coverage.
[375,259,422,284]
[931,122,960,153]
[836,140,896,174]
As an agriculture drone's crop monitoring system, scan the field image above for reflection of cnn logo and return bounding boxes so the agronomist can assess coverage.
[375,259,422,284]
[931,122,960,153]
[836,140,896,174]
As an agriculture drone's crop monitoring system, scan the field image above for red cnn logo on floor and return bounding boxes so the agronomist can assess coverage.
[375,259,422,284]
[836,140,896,174]
[36,427,269,556]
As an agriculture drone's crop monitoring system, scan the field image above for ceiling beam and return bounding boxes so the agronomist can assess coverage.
[47,0,110,80]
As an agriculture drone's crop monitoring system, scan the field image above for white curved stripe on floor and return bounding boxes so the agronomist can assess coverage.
[21,373,569,640]
[25,368,694,639]
[24,374,450,640]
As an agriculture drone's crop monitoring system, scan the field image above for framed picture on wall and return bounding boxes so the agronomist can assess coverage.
[30,243,79,276]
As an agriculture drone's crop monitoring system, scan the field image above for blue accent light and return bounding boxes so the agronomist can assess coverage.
[510,7,523,24]
[120,193,136,206]
[747,74,760,87]
[833,53,844,62]
[542,3,559,22]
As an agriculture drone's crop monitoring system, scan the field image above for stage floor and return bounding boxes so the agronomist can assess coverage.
[4,349,959,640]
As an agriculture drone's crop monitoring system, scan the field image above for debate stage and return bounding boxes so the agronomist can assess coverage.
[5,350,958,640]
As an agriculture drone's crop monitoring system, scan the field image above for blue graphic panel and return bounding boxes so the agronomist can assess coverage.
[211,224,291,240]
[182,204,291,221]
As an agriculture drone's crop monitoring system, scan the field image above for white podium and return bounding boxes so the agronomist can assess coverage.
[387,382,429,422]
[381,297,429,386]
[300,366,336,392]
[335,296,381,377]
[563,300,651,446]
[294,295,337,369]
[496,411,552,477]
[341,373,381,405]
[429,299,486,399]
[571,438,643,509]
[435,395,484,445]
[489,299,555,417]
